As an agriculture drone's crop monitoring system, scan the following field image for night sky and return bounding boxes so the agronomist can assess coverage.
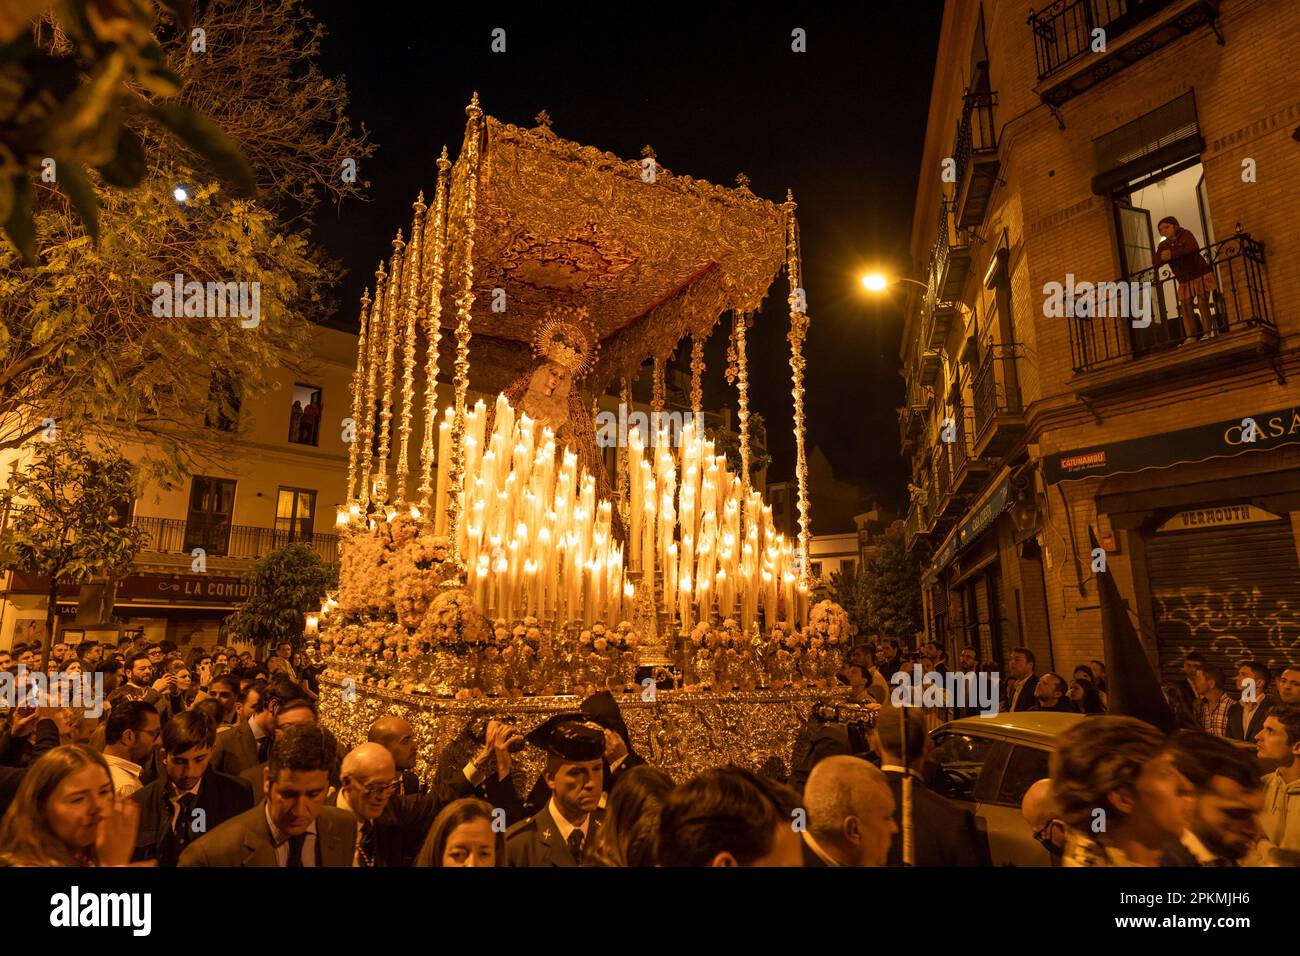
[309,3,942,513]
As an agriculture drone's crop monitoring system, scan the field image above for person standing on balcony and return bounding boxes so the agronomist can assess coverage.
[1154,216,1217,340]
[301,397,321,444]
[289,400,303,442]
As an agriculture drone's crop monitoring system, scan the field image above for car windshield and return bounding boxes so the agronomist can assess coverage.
[929,732,997,802]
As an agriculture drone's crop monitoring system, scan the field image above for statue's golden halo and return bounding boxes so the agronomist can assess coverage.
[531,307,600,379]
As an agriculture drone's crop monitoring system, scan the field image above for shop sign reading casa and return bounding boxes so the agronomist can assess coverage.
[1156,504,1282,533]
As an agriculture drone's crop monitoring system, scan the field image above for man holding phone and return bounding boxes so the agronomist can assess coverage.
[110,652,176,709]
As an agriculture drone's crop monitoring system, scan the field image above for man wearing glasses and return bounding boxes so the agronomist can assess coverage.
[334,727,521,867]
[102,700,161,797]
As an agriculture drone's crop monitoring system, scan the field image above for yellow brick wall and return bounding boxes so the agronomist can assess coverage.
[912,0,1300,664]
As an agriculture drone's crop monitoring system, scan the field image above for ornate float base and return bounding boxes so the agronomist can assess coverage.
[318,673,842,786]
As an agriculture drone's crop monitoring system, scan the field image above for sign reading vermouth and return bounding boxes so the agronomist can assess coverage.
[1157,504,1282,532]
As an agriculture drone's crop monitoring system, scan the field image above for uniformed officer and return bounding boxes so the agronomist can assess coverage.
[505,718,605,867]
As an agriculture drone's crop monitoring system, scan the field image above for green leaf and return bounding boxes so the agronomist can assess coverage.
[147,102,257,199]
[95,126,146,188]
[54,160,99,245]
[2,173,35,266]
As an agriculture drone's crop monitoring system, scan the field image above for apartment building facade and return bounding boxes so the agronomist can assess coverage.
[901,0,1300,682]
[0,325,361,651]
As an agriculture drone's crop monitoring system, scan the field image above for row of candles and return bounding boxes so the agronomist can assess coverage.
[338,393,809,633]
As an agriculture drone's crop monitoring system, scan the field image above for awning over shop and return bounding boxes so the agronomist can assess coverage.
[1043,404,1300,484]
[923,469,1012,585]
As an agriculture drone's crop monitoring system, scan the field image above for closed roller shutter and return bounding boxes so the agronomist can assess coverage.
[1147,518,1300,681]
[972,571,993,663]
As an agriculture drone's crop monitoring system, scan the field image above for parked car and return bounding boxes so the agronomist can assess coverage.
[925,711,1085,866]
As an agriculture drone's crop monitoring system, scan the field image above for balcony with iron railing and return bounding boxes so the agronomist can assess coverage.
[972,344,1027,458]
[133,515,340,564]
[948,404,990,501]
[923,278,960,356]
[952,89,999,230]
[1028,0,1222,107]
[905,475,937,556]
[934,440,952,507]
[934,199,973,304]
[1067,231,1277,395]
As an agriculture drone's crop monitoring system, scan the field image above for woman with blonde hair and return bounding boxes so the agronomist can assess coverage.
[0,745,142,867]
[414,797,505,867]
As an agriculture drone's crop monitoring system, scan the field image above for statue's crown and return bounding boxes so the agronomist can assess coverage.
[532,307,599,378]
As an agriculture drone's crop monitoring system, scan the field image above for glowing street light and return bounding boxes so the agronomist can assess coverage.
[861,272,928,293]
[173,186,189,203]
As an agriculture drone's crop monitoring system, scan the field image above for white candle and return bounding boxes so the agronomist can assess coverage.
[679,574,692,631]
[432,408,452,516]
[524,558,539,617]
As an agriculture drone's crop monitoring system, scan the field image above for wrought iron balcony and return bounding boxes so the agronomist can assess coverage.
[952,90,999,230]
[920,348,943,387]
[948,405,990,499]
[133,515,340,564]
[972,344,1027,457]
[1029,0,1222,107]
[905,477,937,555]
[933,199,973,303]
[935,441,952,504]
[1067,232,1277,391]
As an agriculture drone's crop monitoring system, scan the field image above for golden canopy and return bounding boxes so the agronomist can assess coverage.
[437,105,789,395]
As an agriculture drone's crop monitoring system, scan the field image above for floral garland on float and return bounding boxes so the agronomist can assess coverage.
[321,503,651,698]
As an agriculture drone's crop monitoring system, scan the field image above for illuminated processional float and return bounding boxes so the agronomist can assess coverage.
[317,96,854,780]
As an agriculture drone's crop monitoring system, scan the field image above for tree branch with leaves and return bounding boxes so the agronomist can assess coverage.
[0,433,146,669]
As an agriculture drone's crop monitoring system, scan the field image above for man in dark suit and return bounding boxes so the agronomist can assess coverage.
[1006,647,1039,713]
[506,721,607,867]
[872,709,991,866]
[209,679,308,778]
[1029,673,1078,713]
[1226,661,1273,742]
[331,737,521,867]
[801,755,896,866]
[132,710,254,866]
[179,723,356,867]
[235,698,327,802]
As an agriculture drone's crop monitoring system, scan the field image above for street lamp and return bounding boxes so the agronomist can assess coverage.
[861,272,929,293]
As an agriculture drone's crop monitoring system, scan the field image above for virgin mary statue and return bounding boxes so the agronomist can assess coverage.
[494,308,622,536]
